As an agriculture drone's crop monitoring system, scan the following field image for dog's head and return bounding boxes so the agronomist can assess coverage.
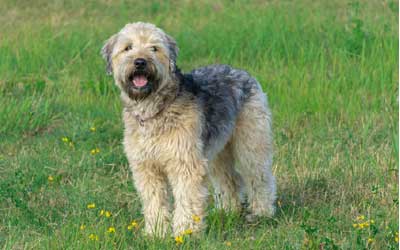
[101,22,179,99]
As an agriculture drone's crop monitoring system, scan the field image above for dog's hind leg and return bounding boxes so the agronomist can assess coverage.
[231,88,276,218]
[209,144,243,212]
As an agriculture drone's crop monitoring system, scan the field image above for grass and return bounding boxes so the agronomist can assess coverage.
[0,0,398,249]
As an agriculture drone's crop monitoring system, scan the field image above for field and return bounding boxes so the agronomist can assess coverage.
[0,0,398,249]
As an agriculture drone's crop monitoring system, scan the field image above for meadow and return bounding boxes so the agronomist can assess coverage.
[0,0,398,249]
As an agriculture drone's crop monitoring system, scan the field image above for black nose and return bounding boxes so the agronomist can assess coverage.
[134,58,147,69]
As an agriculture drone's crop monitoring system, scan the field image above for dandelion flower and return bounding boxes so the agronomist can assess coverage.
[192,215,201,223]
[356,215,365,221]
[353,220,371,230]
[80,224,86,230]
[362,222,369,228]
[99,210,111,217]
[395,232,399,243]
[61,137,69,143]
[183,229,193,235]
[225,241,232,246]
[90,127,96,132]
[87,203,96,209]
[127,220,138,230]
[48,175,54,182]
[175,235,184,245]
[90,148,100,155]
[89,233,98,241]
[107,227,116,233]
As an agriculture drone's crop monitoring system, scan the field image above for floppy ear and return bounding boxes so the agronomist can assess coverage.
[164,34,179,72]
[101,34,118,75]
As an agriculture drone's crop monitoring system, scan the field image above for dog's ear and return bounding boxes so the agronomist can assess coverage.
[101,34,118,75]
[164,34,179,72]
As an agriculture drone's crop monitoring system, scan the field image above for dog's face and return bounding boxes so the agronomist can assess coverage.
[101,22,179,99]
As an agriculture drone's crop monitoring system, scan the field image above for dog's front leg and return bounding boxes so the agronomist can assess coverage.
[131,163,170,237]
[167,158,208,236]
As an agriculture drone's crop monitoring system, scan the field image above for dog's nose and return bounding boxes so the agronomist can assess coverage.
[134,58,147,69]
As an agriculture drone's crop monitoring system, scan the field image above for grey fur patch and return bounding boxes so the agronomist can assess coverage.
[181,64,257,158]
[164,34,179,72]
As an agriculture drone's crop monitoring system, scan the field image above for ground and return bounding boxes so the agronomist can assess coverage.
[0,0,398,249]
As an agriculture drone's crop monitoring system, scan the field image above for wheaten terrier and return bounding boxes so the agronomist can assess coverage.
[101,22,276,237]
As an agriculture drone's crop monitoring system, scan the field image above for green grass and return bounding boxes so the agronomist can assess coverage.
[0,0,398,249]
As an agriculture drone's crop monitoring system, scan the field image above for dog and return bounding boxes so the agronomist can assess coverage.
[101,22,276,237]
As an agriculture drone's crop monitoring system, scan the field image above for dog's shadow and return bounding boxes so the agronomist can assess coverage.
[204,176,338,236]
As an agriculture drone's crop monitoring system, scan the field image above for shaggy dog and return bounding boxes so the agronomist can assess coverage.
[101,22,276,237]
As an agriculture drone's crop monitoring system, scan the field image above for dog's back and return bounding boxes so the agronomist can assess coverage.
[181,64,263,159]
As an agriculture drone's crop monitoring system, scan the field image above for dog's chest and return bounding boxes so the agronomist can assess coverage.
[122,102,202,165]
[123,118,174,163]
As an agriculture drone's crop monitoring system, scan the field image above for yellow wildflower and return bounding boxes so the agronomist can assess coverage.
[61,137,69,143]
[90,148,100,155]
[90,127,97,132]
[80,224,86,230]
[356,215,365,221]
[89,233,98,241]
[87,203,96,209]
[100,210,112,217]
[175,235,184,245]
[225,241,232,246]
[183,229,193,235]
[192,215,201,223]
[107,227,116,233]
[127,220,138,230]
[367,238,374,244]
[48,175,54,182]
[395,232,399,243]
[353,220,372,230]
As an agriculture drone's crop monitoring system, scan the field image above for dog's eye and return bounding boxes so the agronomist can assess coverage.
[150,46,158,52]
[125,45,132,51]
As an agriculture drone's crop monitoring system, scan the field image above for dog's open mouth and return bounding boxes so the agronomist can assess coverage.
[131,72,148,88]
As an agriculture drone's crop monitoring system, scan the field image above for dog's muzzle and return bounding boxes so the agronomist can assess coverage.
[129,58,150,88]
[123,58,159,99]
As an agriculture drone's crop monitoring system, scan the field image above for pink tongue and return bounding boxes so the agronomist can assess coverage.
[132,75,148,87]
